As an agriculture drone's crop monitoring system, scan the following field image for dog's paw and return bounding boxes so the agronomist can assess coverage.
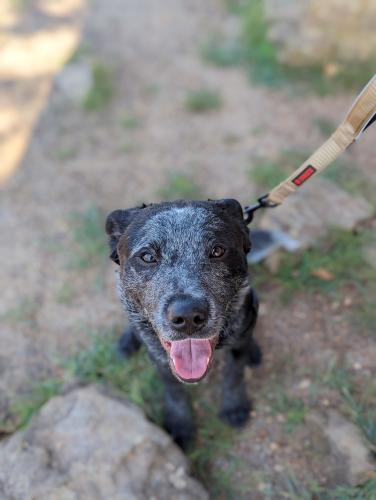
[164,416,196,451]
[220,401,251,428]
[117,328,141,358]
[247,338,262,367]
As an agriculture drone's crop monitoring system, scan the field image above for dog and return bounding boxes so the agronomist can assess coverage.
[105,198,262,449]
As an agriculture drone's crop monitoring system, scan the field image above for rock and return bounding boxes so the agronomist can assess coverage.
[363,245,376,270]
[55,61,93,103]
[264,0,376,67]
[259,178,372,248]
[0,386,208,500]
[312,410,375,486]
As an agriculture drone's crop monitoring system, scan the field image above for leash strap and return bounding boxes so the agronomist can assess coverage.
[244,74,376,223]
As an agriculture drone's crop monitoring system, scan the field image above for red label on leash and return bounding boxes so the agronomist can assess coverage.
[292,165,317,186]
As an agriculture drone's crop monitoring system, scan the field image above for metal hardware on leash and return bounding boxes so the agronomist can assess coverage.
[244,194,277,224]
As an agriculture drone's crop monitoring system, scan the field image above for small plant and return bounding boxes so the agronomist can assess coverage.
[188,400,242,498]
[314,117,335,136]
[249,150,307,191]
[55,147,77,160]
[83,63,113,111]
[323,363,376,452]
[1,298,39,327]
[120,114,142,129]
[201,34,243,67]
[274,228,375,295]
[270,393,307,432]
[3,379,62,432]
[69,207,107,270]
[185,89,222,113]
[56,282,77,305]
[158,172,203,201]
[328,478,376,500]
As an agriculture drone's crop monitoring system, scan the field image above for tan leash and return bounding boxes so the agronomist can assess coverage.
[244,74,376,224]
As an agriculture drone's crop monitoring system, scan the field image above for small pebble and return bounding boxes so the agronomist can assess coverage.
[298,379,311,390]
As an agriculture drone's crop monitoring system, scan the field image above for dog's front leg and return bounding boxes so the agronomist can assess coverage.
[220,342,251,428]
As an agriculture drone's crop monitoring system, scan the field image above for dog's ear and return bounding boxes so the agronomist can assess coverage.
[212,198,244,220]
[210,198,250,253]
[105,206,145,264]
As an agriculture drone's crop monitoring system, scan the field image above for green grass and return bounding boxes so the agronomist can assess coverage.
[314,117,336,136]
[83,63,114,111]
[56,282,77,305]
[328,478,376,500]
[1,298,39,327]
[55,147,77,160]
[252,227,375,335]
[120,114,142,129]
[322,364,376,452]
[270,393,307,432]
[65,330,164,424]
[188,400,244,498]
[278,474,376,500]
[1,379,62,433]
[185,89,222,113]
[158,172,203,201]
[200,1,376,95]
[274,228,375,295]
[69,207,108,270]
[249,150,307,192]
[201,34,244,67]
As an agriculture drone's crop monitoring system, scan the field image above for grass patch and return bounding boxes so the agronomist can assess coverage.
[274,228,375,295]
[188,400,243,498]
[185,89,222,113]
[55,147,77,161]
[278,473,376,500]
[270,393,307,432]
[327,478,376,500]
[120,114,142,129]
[201,34,244,67]
[322,364,376,452]
[83,63,113,111]
[314,117,336,136]
[69,207,107,270]
[56,282,77,305]
[66,330,164,424]
[1,298,39,327]
[158,172,203,201]
[1,379,62,433]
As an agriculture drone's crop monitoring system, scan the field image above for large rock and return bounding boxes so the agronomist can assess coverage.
[0,386,208,500]
[264,0,376,66]
[317,410,375,486]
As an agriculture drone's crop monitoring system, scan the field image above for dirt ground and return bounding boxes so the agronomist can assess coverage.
[0,0,375,498]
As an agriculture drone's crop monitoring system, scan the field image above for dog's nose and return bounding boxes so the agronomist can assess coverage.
[167,296,209,332]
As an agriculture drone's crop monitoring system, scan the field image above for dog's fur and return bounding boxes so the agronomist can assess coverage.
[106,199,261,448]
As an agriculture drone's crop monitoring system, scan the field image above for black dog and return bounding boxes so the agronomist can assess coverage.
[106,199,261,448]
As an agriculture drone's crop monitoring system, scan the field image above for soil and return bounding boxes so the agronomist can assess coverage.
[0,0,374,497]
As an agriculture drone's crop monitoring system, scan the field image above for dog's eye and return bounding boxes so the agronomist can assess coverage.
[210,245,226,258]
[140,252,157,263]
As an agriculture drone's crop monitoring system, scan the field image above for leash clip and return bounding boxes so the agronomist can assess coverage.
[244,194,277,224]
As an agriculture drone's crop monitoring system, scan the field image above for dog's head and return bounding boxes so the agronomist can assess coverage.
[106,199,250,383]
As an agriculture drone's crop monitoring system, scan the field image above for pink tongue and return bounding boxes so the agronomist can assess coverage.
[170,338,212,381]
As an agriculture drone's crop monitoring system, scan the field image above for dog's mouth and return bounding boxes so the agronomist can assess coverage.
[160,336,218,383]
